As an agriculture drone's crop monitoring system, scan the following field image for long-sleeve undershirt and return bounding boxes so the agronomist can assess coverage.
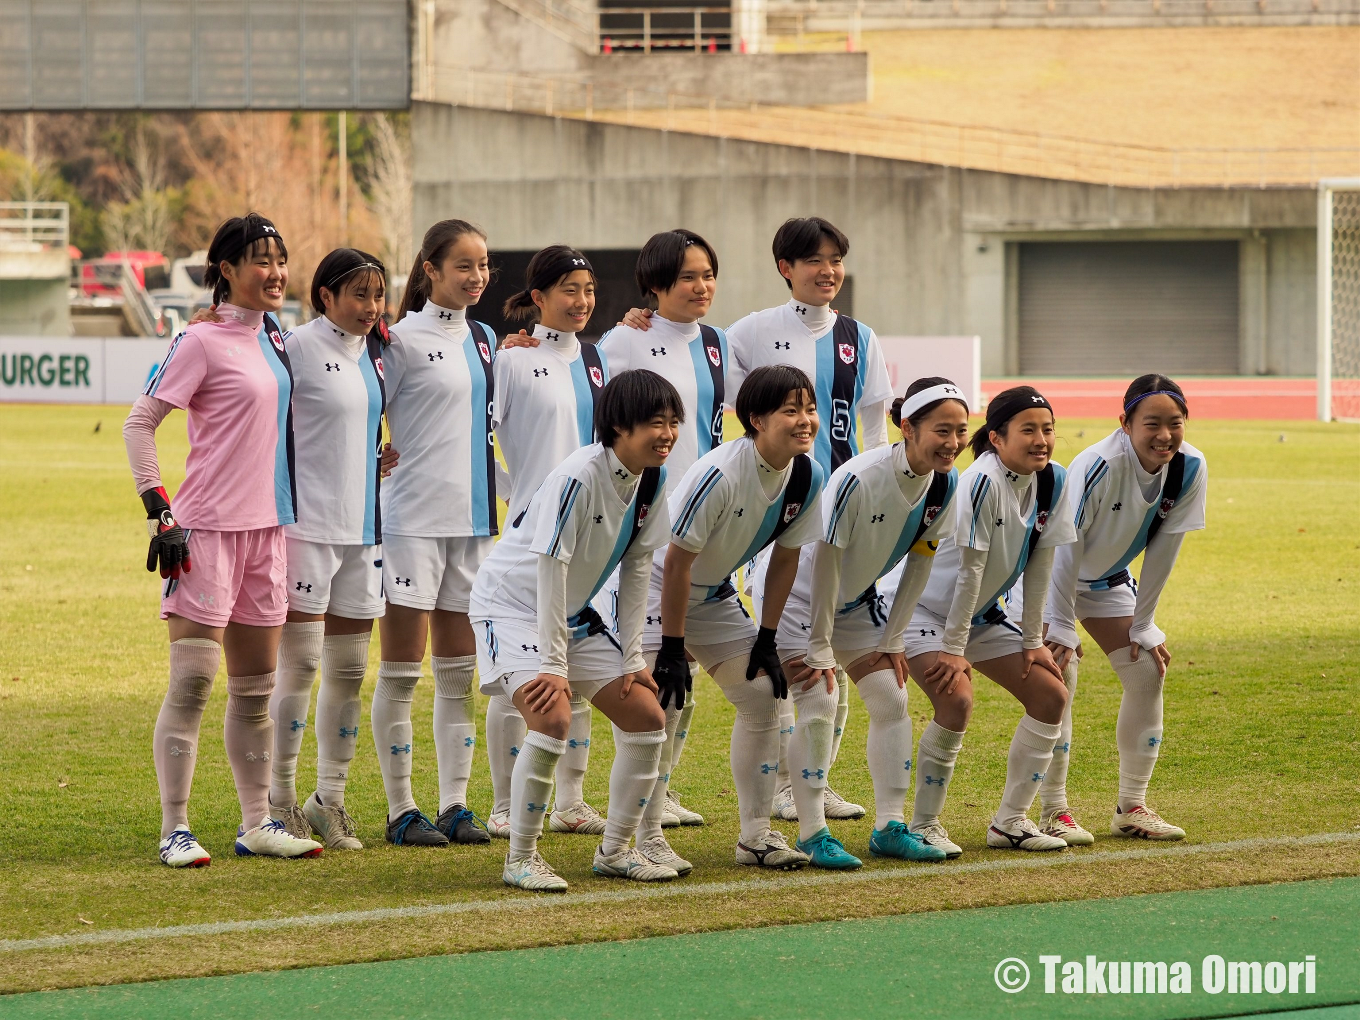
[805,542,844,669]
[860,400,889,451]
[1020,546,1054,649]
[881,553,934,655]
[942,546,988,656]
[1130,531,1184,650]
[1045,535,1083,651]
[615,550,652,673]
[122,394,174,495]
[536,552,571,679]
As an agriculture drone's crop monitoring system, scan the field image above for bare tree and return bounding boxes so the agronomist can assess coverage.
[366,113,413,274]
[102,120,174,254]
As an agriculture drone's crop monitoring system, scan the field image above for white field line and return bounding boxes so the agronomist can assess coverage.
[4,831,1357,955]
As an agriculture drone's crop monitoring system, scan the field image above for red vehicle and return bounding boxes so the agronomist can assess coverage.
[77,250,170,297]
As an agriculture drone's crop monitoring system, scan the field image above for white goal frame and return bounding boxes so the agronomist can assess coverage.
[1317,178,1360,422]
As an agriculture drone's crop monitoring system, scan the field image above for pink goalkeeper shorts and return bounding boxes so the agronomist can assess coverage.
[160,526,288,628]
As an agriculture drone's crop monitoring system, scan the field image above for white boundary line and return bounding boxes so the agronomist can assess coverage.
[4,831,1357,955]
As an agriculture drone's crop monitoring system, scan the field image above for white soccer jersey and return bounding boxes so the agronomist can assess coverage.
[599,316,730,480]
[1062,429,1207,589]
[381,301,497,538]
[284,315,385,545]
[918,452,1077,622]
[469,443,670,626]
[661,436,827,598]
[725,299,894,476]
[494,324,609,525]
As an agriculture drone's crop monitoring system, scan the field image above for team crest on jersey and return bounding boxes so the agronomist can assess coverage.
[1035,510,1049,532]
[1158,496,1176,518]
[706,345,721,367]
[638,503,651,524]
[782,502,802,523]
[268,329,285,351]
[838,343,856,365]
[589,366,603,387]
[477,341,491,363]
[373,356,385,380]
[922,505,941,527]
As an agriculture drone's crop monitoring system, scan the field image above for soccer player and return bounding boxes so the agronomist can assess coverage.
[769,378,971,866]
[901,385,1077,856]
[470,370,682,891]
[488,245,613,840]
[123,213,323,866]
[262,248,388,851]
[1039,375,1207,843]
[643,365,827,872]
[371,219,498,848]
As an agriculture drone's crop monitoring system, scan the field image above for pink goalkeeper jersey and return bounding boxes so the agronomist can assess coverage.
[143,304,296,531]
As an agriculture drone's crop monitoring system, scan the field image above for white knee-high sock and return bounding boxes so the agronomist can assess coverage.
[789,680,839,841]
[315,631,369,808]
[224,673,276,830]
[154,638,219,837]
[639,703,682,842]
[1040,658,1079,817]
[774,698,795,790]
[269,621,324,809]
[911,721,965,830]
[432,654,477,813]
[714,659,781,843]
[372,661,422,819]
[669,663,699,776]
[602,726,666,855]
[993,715,1062,829]
[1110,646,1165,810]
[486,696,526,816]
[553,693,591,809]
[829,670,851,766]
[856,669,913,830]
[509,730,566,859]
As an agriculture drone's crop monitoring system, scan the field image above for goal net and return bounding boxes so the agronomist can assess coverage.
[1319,179,1360,421]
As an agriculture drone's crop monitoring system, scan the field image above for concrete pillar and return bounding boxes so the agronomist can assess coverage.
[733,0,766,53]
[1239,233,1269,375]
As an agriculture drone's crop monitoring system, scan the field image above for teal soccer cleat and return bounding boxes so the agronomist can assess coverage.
[796,826,863,870]
[869,821,948,862]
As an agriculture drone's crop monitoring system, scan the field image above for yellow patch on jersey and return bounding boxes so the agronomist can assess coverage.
[910,539,939,557]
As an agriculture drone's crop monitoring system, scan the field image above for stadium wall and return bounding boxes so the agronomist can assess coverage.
[412,102,1317,377]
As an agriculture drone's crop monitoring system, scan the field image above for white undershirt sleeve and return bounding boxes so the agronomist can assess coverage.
[122,395,174,495]
[1130,531,1184,650]
[860,400,889,451]
[880,553,933,654]
[805,542,844,670]
[616,549,652,674]
[536,553,571,679]
[1021,546,1055,649]
[942,546,987,656]
[1043,534,1083,651]
[495,461,512,505]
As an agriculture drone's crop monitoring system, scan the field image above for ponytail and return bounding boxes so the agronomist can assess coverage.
[398,219,487,322]
[503,244,595,322]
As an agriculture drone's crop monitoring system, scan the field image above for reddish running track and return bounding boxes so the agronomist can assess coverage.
[980,377,1352,420]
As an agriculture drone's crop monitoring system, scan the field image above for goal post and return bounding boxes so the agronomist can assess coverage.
[1318,179,1360,422]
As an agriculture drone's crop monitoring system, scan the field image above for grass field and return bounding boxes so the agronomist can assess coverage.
[1,404,1357,996]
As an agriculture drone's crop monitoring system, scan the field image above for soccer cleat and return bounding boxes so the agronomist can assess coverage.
[869,821,948,862]
[549,800,608,835]
[486,811,511,839]
[593,845,679,882]
[796,826,863,870]
[1111,804,1185,841]
[665,789,705,826]
[159,827,211,868]
[503,851,569,892]
[823,786,867,820]
[270,798,311,840]
[987,818,1069,852]
[659,804,681,827]
[771,783,798,821]
[435,804,492,845]
[1041,810,1095,847]
[639,834,693,876]
[735,828,809,870]
[234,819,324,858]
[303,792,363,850]
[910,821,964,859]
[384,809,449,847]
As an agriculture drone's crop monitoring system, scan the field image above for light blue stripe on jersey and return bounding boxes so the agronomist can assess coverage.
[673,467,723,538]
[1093,453,1203,584]
[579,465,668,616]
[813,330,836,477]
[968,475,992,546]
[462,325,492,537]
[1074,457,1109,530]
[972,464,1067,624]
[732,462,826,576]
[358,348,383,545]
[688,336,717,456]
[569,357,596,446]
[143,333,186,396]
[826,474,860,545]
[256,328,295,525]
[871,469,959,598]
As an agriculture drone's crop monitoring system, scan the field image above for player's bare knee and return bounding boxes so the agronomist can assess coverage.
[525,701,572,741]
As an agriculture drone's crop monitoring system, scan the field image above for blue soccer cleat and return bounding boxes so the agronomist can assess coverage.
[796,826,863,870]
[869,821,948,862]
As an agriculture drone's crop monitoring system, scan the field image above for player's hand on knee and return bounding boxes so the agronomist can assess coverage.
[619,667,659,699]
[1044,639,1076,671]
[924,652,970,696]
[746,627,788,700]
[380,442,400,478]
[523,672,571,713]
[870,649,910,688]
[1021,645,1063,683]
[1132,641,1171,678]
[500,329,539,350]
[141,486,191,579]
[653,636,691,710]
[620,307,653,330]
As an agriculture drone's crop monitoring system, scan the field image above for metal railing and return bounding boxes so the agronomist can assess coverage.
[422,65,1360,188]
[599,6,734,51]
[71,259,162,338]
[0,202,69,250]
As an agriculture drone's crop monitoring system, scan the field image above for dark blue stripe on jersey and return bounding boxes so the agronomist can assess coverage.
[972,463,1067,624]
[144,332,186,397]
[826,473,861,545]
[571,342,608,446]
[673,467,723,539]
[463,321,498,537]
[813,316,871,475]
[579,465,667,617]
[1075,457,1109,530]
[1089,452,1202,585]
[732,455,825,574]
[690,325,727,455]
[877,468,959,590]
[358,336,385,545]
[255,314,296,525]
[968,474,992,546]
[547,479,583,558]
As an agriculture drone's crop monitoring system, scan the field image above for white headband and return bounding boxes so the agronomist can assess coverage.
[898,383,969,424]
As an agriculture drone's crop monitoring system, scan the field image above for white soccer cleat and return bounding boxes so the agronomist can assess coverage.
[1041,810,1095,847]
[771,783,798,821]
[234,819,324,858]
[303,792,363,850]
[503,851,569,892]
[665,790,705,826]
[159,827,211,868]
[735,828,809,870]
[270,799,311,840]
[549,800,608,835]
[486,811,511,839]
[1111,805,1185,841]
[593,845,679,882]
[910,821,964,859]
[987,818,1068,852]
[823,786,867,820]
[639,834,693,876]
[660,805,681,828]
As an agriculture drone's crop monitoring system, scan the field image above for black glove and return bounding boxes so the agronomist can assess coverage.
[746,626,788,700]
[141,486,191,579]
[654,635,691,711]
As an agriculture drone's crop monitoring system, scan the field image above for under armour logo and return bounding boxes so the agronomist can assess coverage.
[427,351,444,361]
[339,726,359,738]
[1005,471,1019,482]
[733,508,744,517]
[923,775,946,786]
[1032,395,1046,403]
[774,341,791,350]
[1148,736,1162,747]
[510,746,520,757]
[224,345,242,357]
[437,310,453,320]
[780,725,794,735]
[904,758,912,770]
[245,751,270,762]
[834,726,843,736]
[1032,772,1046,782]
[759,763,777,774]
[290,720,306,732]
[545,331,560,341]
[568,738,590,749]
[393,577,412,586]
[794,305,807,315]
[1056,741,1070,754]
[638,797,648,807]
[677,729,687,739]
[295,582,312,592]
[594,514,603,523]
[615,468,628,478]
[324,363,340,372]
[996,518,1004,527]
[650,347,666,357]
[168,744,192,757]
[919,628,937,637]
[521,643,539,652]
[1112,502,1122,512]
[527,802,547,813]
[801,768,825,780]
[534,368,548,378]
[646,615,661,625]
[870,513,885,523]
[799,623,810,631]
[464,736,476,747]
[391,744,412,755]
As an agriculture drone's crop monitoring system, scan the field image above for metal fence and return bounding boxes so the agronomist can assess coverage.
[0,202,69,249]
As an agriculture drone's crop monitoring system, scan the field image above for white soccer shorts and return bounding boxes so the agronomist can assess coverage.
[381,534,494,613]
[285,536,384,618]
[902,604,1024,664]
[474,614,625,699]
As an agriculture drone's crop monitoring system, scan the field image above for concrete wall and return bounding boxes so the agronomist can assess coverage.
[412,102,1317,376]
[0,249,71,336]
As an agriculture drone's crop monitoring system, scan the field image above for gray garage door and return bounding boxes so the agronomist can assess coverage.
[1018,241,1239,375]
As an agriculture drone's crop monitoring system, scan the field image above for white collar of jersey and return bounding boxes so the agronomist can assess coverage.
[787,297,834,335]
[604,447,640,497]
[754,445,791,478]
[320,315,366,358]
[218,303,265,330]
[1004,466,1034,492]
[423,301,467,328]
[1119,429,1163,488]
[532,323,578,348]
[892,442,920,479]
[647,314,701,342]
